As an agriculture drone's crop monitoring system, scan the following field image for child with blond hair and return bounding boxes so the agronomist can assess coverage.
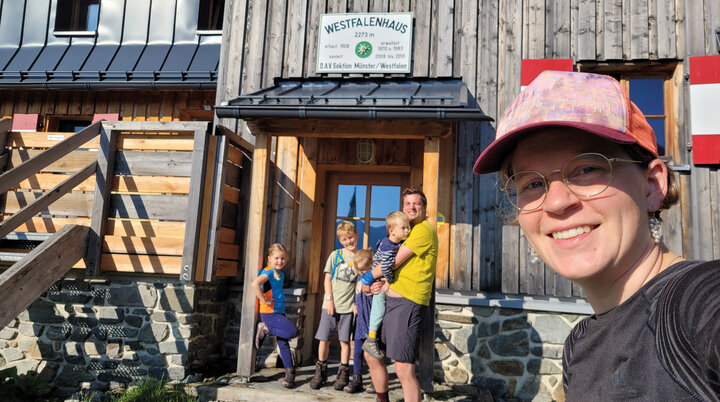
[309,220,359,391]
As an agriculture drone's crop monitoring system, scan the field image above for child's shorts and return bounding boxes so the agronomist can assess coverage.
[315,311,354,342]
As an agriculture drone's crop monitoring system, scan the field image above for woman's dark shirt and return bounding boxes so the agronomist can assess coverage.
[563,260,720,401]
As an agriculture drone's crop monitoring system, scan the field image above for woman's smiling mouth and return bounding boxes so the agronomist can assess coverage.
[551,225,593,240]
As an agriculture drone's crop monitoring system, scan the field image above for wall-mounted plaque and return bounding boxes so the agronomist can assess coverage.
[317,13,413,74]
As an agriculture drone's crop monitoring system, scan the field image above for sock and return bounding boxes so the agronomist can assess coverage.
[368,331,377,339]
[376,391,390,402]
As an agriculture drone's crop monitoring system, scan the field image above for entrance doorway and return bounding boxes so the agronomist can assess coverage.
[314,171,409,361]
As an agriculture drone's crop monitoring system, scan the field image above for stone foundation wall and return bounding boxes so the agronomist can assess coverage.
[435,304,588,401]
[0,274,228,398]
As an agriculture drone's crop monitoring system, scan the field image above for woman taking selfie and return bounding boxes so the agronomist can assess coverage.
[473,70,719,401]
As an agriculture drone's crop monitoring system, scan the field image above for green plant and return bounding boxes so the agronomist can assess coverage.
[0,366,53,402]
[102,377,197,402]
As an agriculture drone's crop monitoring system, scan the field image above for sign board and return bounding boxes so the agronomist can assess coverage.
[317,13,413,74]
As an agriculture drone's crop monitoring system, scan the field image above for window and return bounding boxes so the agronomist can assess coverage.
[198,0,224,31]
[324,173,408,256]
[55,0,100,32]
[579,63,679,161]
[628,78,666,155]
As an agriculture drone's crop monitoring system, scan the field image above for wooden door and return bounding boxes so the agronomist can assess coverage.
[314,171,409,360]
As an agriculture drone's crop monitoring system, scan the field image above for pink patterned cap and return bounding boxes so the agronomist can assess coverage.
[473,70,658,174]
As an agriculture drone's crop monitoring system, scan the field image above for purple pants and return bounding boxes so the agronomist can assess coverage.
[260,313,298,368]
[353,336,366,375]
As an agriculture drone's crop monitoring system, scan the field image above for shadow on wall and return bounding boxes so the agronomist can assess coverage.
[0,275,229,398]
[435,304,578,401]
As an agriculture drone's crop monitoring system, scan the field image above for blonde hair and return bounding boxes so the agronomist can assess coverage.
[386,211,410,231]
[353,249,374,274]
[266,243,287,280]
[336,220,357,238]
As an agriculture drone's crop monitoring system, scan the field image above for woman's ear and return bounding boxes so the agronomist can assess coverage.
[645,159,669,211]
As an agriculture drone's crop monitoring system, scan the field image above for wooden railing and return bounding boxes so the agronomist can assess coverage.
[0,119,251,302]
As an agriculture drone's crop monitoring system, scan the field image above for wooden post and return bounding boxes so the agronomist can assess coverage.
[0,118,12,218]
[237,133,272,379]
[203,134,229,281]
[418,136,439,392]
[180,127,211,282]
[86,123,117,276]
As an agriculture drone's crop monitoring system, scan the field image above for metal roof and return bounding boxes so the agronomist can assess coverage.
[215,79,492,121]
[0,0,219,89]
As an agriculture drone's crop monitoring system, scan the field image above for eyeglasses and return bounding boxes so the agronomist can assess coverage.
[501,153,643,211]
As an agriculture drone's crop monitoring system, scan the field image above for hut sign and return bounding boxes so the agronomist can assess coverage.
[317,13,413,74]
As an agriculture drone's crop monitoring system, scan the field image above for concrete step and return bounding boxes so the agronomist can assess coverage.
[193,365,493,402]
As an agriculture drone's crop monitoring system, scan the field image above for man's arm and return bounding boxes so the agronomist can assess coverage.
[362,245,415,285]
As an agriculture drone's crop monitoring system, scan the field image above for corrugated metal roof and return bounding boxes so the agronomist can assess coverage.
[0,0,219,89]
[216,79,492,121]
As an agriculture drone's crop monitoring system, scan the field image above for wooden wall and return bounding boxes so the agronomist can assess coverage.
[0,89,216,127]
[217,0,720,296]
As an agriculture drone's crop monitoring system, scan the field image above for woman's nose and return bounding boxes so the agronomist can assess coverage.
[542,177,581,214]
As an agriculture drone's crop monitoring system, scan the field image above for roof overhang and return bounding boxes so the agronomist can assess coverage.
[216,78,492,122]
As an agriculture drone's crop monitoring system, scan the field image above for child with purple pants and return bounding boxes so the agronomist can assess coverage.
[251,243,298,388]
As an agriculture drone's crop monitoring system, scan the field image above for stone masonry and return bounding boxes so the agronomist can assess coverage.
[435,304,588,401]
[0,273,228,398]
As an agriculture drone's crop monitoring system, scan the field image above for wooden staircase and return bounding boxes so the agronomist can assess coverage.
[0,118,102,329]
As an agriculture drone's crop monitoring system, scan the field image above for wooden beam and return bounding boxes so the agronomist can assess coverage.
[180,128,210,282]
[115,150,193,177]
[109,194,189,221]
[246,119,452,139]
[101,121,210,132]
[86,126,117,276]
[0,122,101,195]
[0,224,90,328]
[203,134,229,281]
[0,162,97,239]
[418,136,439,392]
[237,133,272,378]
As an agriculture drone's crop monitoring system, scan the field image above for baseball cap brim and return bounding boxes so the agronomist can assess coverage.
[472,121,639,175]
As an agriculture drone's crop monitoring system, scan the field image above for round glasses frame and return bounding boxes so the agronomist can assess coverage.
[501,152,643,212]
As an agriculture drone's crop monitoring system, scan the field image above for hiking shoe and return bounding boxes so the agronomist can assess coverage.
[343,373,363,393]
[362,337,385,360]
[281,367,295,388]
[309,360,327,389]
[333,363,350,390]
[366,381,375,394]
[255,321,269,350]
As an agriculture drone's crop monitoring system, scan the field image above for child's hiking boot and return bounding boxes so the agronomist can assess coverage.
[343,373,363,393]
[366,381,376,394]
[362,337,385,360]
[255,321,269,350]
[281,367,295,388]
[309,360,327,389]
[333,363,350,390]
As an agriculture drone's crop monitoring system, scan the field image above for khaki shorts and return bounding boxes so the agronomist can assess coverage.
[315,311,354,342]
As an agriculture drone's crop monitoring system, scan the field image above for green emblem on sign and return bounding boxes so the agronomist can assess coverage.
[355,41,372,58]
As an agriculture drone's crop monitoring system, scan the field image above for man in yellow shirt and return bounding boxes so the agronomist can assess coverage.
[359,188,438,402]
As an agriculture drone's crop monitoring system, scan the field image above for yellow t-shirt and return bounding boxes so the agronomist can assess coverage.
[389,219,438,306]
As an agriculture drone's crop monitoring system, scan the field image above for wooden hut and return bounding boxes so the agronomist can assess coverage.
[215,0,720,399]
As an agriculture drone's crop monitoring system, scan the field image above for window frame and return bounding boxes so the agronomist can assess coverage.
[577,62,681,164]
[53,0,101,35]
[197,0,224,33]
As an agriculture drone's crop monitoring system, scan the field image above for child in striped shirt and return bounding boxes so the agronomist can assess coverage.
[362,211,410,359]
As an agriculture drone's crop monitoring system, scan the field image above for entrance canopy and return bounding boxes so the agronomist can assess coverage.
[216,78,491,121]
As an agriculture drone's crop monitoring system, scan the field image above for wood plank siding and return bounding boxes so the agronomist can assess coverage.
[215,0,719,297]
